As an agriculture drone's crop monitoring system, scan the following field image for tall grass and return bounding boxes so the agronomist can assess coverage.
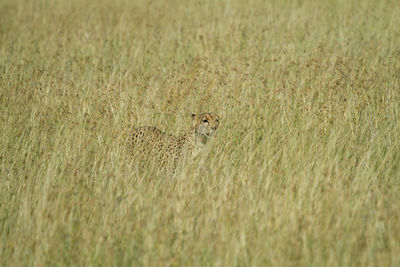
[1,0,399,265]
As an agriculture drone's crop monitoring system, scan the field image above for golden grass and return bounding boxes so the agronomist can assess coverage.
[1,0,399,265]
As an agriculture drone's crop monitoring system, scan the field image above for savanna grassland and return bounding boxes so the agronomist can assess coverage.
[1,0,400,266]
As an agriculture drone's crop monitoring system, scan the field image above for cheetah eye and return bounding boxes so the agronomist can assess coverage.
[202,119,208,123]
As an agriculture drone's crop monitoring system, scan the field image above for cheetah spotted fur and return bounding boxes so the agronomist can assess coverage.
[130,113,220,168]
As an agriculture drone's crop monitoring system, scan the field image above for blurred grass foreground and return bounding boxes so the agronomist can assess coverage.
[0,0,399,266]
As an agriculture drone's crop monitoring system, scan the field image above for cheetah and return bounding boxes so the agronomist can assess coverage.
[130,112,220,169]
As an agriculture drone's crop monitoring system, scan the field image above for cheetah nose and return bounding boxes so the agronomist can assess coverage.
[211,126,217,130]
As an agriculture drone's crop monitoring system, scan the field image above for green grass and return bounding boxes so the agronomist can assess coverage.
[1,0,400,266]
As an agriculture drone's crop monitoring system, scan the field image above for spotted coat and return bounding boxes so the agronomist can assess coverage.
[130,113,220,168]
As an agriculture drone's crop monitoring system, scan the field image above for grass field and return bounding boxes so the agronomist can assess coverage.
[1,0,400,266]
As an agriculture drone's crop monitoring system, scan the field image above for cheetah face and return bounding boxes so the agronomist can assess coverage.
[191,112,220,143]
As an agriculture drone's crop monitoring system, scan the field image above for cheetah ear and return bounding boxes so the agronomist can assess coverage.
[191,113,196,120]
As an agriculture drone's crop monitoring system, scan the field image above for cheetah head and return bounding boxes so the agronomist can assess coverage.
[191,112,220,144]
